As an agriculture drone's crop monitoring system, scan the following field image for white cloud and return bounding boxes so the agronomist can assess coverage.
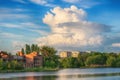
[12,0,26,4]
[43,5,86,26]
[0,7,31,22]
[0,14,30,22]
[0,32,23,38]
[62,0,100,9]
[0,8,26,13]
[63,0,80,3]
[0,22,39,29]
[12,41,25,49]
[37,5,110,50]
[30,0,47,5]
[30,0,56,7]
[11,41,27,54]
[112,43,120,47]
[31,29,49,36]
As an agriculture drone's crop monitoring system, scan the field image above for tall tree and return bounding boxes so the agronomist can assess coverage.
[40,46,57,57]
[21,48,25,54]
[25,44,31,54]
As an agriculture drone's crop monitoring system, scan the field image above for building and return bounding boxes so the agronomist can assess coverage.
[59,51,80,58]
[0,51,9,58]
[71,51,79,57]
[23,51,43,68]
[59,51,71,58]
[0,51,43,68]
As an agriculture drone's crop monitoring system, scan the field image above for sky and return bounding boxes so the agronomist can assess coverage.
[0,0,120,53]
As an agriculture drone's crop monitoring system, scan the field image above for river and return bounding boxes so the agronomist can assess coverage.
[0,68,120,80]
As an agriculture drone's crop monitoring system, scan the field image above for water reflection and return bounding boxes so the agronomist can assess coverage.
[1,76,56,80]
[1,73,120,80]
[1,68,120,80]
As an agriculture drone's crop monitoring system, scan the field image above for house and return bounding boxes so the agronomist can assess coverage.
[0,51,9,58]
[0,51,43,68]
[0,51,10,62]
[17,51,43,68]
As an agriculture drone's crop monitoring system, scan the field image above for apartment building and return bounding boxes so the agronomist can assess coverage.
[0,51,43,68]
[59,51,80,58]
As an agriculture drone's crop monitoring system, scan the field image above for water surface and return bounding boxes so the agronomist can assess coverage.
[0,68,120,80]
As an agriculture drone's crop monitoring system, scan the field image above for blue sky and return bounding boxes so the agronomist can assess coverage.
[0,0,120,53]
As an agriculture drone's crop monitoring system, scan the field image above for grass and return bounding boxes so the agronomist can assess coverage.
[0,67,59,73]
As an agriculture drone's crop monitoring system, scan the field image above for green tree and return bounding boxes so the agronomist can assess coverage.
[77,54,85,67]
[60,57,79,68]
[40,46,58,68]
[40,46,57,57]
[106,56,116,67]
[115,57,120,67]
[23,44,40,54]
[31,44,35,52]
[0,59,3,70]
[21,48,25,54]
[85,54,106,67]
[44,55,59,68]
[25,44,31,54]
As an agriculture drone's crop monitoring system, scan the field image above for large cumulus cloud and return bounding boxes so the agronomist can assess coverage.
[36,5,111,50]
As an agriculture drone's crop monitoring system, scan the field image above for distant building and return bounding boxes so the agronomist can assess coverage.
[59,51,80,58]
[59,51,71,58]
[71,51,79,57]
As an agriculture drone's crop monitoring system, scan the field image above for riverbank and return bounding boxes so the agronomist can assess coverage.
[1,67,119,73]
[0,68,120,80]
[0,67,59,73]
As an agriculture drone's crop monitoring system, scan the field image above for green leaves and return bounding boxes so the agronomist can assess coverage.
[85,54,106,67]
[21,44,40,54]
[0,60,23,70]
[40,46,57,57]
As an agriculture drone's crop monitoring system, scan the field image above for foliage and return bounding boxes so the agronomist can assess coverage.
[21,44,40,54]
[0,60,23,70]
[43,55,59,68]
[106,56,116,67]
[85,54,106,66]
[2,46,120,71]
[60,57,79,68]
[40,46,57,57]
[40,45,58,68]
[77,54,85,67]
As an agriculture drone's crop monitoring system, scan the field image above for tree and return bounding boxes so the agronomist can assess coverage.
[31,44,35,52]
[22,44,40,54]
[0,59,3,70]
[40,46,58,68]
[77,54,85,67]
[115,57,120,67]
[21,48,25,54]
[85,54,106,67]
[43,55,59,68]
[106,56,116,67]
[40,46,57,57]
[60,57,79,68]
[25,44,31,54]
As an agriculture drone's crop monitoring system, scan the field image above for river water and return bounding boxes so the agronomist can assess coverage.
[0,68,120,80]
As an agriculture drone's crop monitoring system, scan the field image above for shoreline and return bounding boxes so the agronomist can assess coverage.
[0,67,59,73]
[0,67,120,73]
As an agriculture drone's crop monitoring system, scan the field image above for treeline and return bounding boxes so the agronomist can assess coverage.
[60,52,120,68]
[21,44,40,54]
[1,44,120,71]
[0,60,23,70]
[39,46,120,68]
